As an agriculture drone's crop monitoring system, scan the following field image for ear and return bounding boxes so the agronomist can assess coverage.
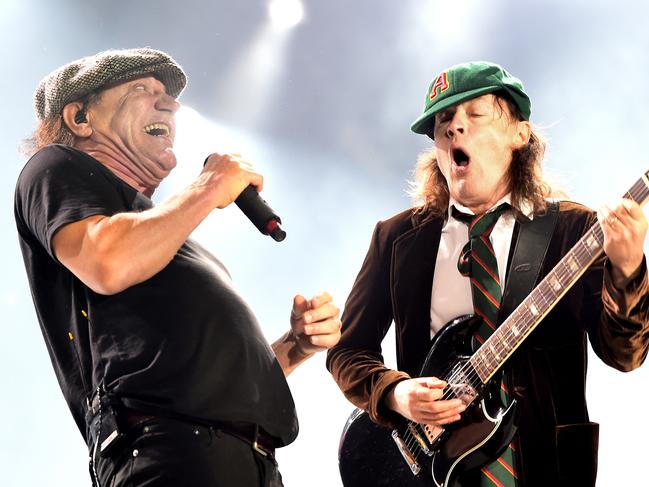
[61,102,93,138]
[513,120,532,148]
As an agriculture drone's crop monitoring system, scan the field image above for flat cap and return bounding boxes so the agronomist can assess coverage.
[34,47,187,120]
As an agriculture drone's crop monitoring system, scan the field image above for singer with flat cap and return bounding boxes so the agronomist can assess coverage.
[15,47,341,487]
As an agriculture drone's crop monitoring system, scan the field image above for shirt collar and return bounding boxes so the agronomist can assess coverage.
[446,194,535,222]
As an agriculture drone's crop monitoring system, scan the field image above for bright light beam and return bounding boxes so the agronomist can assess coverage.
[213,8,304,131]
[268,0,305,32]
[211,0,305,130]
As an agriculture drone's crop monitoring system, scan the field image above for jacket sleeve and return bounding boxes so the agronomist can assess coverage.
[578,212,649,370]
[326,221,410,426]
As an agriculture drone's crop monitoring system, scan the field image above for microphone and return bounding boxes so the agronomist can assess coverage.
[235,185,286,242]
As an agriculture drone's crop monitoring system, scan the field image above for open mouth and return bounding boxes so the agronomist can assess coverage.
[143,123,171,137]
[452,148,470,167]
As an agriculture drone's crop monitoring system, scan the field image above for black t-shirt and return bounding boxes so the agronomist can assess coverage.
[14,144,298,446]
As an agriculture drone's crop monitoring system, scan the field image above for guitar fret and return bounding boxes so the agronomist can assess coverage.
[488,355,498,373]
[540,284,556,305]
[566,253,579,272]
[585,233,599,253]
[503,329,515,347]
[472,350,489,382]
[548,273,562,292]
[488,341,499,362]
[475,361,486,382]
[535,285,552,307]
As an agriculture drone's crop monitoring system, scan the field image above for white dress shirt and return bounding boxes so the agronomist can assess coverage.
[430,196,533,336]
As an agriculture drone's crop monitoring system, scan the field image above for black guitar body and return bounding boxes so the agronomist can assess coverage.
[339,315,518,487]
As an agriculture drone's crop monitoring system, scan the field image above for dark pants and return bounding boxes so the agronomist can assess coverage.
[91,417,283,487]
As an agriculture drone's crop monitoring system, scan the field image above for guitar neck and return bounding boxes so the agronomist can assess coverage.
[470,171,649,384]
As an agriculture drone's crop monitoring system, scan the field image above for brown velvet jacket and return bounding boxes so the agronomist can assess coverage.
[326,201,649,486]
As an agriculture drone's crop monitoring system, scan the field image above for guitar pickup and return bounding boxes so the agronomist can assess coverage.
[391,430,421,476]
[407,423,433,455]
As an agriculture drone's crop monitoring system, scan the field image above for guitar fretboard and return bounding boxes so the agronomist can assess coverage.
[470,171,649,383]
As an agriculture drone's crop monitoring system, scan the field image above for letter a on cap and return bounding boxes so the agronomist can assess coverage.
[429,72,449,101]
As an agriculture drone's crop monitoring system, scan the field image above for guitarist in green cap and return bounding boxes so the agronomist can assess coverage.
[327,61,649,487]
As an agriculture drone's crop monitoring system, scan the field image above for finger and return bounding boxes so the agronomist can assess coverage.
[433,413,463,425]
[309,291,333,309]
[245,171,264,193]
[414,403,465,424]
[619,199,646,225]
[303,302,340,324]
[414,384,460,403]
[428,398,465,412]
[618,203,648,239]
[608,201,632,226]
[598,205,621,232]
[597,204,614,223]
[304,317,342,336]
[203,152,225,168]
[602,207,634,237]
[222,153,263,192]
[291,294,309,321]
[602,200,640,226]
[235,158,254,171]
[425,404,466,421]
[307,330,340,349]
[415,377,447,389]
[205,153,262,183]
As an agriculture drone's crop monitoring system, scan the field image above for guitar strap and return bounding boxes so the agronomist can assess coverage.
[499,201,560,323]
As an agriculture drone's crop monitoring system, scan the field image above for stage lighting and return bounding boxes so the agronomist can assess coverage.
[268,0,304,31]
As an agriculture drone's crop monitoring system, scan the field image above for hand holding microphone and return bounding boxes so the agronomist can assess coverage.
[202,152,286,242]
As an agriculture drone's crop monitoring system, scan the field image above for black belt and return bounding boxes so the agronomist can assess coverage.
[87,392,277,460]
[118,410,276,459]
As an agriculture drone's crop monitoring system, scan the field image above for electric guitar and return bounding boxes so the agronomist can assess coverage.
[338,171,649,487]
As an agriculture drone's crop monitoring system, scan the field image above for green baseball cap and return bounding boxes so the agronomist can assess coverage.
[410,61,531,136]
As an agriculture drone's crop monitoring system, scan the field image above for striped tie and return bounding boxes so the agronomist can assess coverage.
[453,203,519,487]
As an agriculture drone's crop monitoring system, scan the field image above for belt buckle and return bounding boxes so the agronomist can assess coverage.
[251,424,268,457]
[252,439,269,457]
